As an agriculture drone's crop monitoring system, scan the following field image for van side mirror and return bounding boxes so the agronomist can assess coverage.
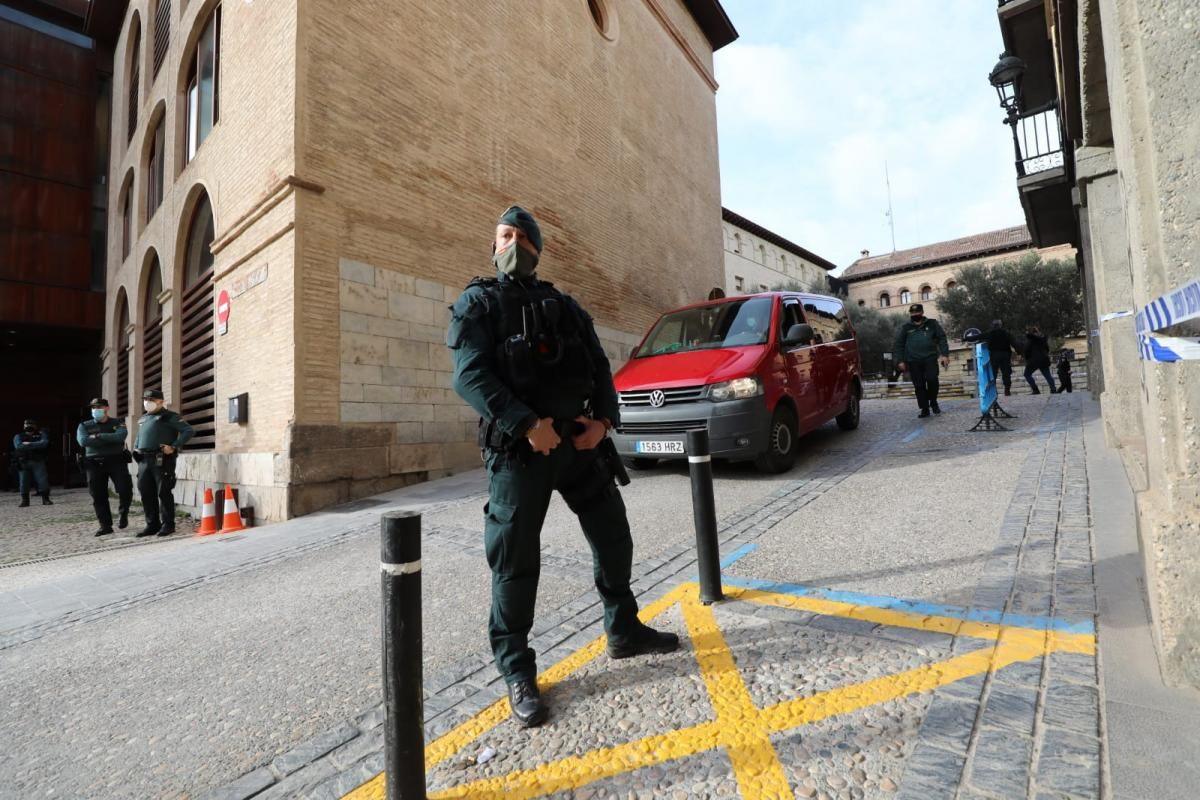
[784,323,815,347]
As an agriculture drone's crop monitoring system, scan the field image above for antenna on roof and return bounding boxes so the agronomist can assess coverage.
[884,160,897,253]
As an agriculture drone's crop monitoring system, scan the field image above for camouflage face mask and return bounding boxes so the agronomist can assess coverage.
[494,242,539,279]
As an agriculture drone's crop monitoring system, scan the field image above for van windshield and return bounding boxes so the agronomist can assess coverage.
[636,296,774,358]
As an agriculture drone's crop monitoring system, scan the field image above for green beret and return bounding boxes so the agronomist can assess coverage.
[497,206,543,253]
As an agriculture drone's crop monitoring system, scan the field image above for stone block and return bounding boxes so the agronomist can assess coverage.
[380,403,435,422]
[1035,728,1100,798]
[422,421,466,443]
[341,364,382,385]
[341,332,389,366]
[390,443,446,473]
[340,383,363,402]
[362,384,408,403]
[1041,683,1099,736]
[380,366,437,387]
[376,267,415,295]
[896,741,965,800]
[969,728,1033,798]
[393,422,424,443]
[271,722,359,776]
[292,446,388,483]
[408,322,445,344]
[361,316,408,340]
[287,422,393,454]
[917,695,978,754]
[387,292,437,324]
[980,683,1037,734]
[415,277,444,300]
[339,281,388,317]
[339,311,371,333]
[387,339,430,369]
[429,346,453,372]
[338,259,375,286]
[340,402,383,423]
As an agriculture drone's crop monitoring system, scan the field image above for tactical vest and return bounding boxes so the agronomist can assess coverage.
[16,432,47,461]
[81,418,126,458]
[470,277,595,419]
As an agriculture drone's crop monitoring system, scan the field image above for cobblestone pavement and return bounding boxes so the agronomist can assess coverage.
[0,484,185,567]
[0,396,1108,799]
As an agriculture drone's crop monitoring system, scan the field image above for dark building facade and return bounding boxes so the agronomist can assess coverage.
[1,1,124,487]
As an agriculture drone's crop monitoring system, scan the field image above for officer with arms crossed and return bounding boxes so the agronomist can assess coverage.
[76,397,134,536]
[13,419,52,507]
[134,389,193,537]
[447,206,678,727]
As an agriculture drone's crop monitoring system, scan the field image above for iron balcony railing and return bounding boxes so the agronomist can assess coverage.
[1010,100,1066,177]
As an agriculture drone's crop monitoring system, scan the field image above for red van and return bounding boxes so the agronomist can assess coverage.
[611,292,863,473]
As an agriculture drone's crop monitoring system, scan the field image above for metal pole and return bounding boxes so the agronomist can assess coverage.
[687,429,723,605]
[381,511,425,800]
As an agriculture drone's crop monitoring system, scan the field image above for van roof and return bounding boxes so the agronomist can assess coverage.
[665,291,842,315]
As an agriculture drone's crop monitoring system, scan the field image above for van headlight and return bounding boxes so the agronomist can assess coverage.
[709,377,762,401]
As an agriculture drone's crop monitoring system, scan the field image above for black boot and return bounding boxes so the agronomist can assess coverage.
[918,408,931,418]
[931,402,942,415]
[118,509,129,530]
[157,526,176,537]
[18,494,30,507]
[41,491,52,505]
[506,678,548,727]
[136,525,160,538]
[607,624,681,659]
[94,527,114,537]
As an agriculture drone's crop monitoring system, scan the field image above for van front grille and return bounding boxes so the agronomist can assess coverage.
[616,420,708,435]
[618,386,706,406]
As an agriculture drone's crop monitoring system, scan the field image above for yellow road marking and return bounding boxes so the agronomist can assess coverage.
[344,581,1096,800]
[681,594,794,800]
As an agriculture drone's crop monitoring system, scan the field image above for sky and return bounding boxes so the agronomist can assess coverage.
[714,0,1026,274]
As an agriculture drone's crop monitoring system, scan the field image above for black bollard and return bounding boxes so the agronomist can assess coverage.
[687,429,723,605]
[380,511,425,799]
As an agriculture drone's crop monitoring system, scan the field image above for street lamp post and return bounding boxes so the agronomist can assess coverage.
[989,52,1028,175]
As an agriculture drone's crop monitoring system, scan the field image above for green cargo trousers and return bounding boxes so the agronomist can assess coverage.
[484,436,640,683]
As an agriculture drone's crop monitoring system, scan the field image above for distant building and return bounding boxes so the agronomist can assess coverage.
[721,208,835,296]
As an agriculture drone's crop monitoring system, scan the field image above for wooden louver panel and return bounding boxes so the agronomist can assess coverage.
[142,321,163,399]
[179,271,215,450]
[117,347,130,419]
[152,0,170,77]
[127,57,138,141]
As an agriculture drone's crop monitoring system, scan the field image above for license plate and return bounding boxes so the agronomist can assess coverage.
[636,440,684,454]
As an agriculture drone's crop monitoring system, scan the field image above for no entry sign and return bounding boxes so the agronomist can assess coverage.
[217,289,230,334]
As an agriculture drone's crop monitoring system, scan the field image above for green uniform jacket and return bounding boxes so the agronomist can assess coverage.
[135,409,194,450]
[894,318,950,363]
[76,418,128,457]
[446,275,621,439]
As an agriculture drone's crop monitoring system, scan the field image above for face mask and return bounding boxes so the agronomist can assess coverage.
[493,242,539,279]
[24,426,35,433]
[144,400,160,413]
[911,315,924,323]
[92,409,106,421]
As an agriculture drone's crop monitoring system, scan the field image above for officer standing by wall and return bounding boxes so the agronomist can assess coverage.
[12,419,52,507]
[446,206,678,727]
[894,303,951,418]
[134,389,193,537]
[76,398,134,536]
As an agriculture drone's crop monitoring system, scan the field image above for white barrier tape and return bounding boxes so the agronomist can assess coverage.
[1129,277,1200,360]
[381,559,422,575]
[1100,310,1133,322]
[688,455,711,464]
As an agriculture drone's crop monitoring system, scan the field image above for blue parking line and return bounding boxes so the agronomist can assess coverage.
[902,428,924,443]
[719,543,758,569]
[721,575,1095,635]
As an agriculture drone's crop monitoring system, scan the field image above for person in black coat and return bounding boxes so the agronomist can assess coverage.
[1057,352,1073,393]
[984,319,1018,396]
[1023,324,1058,394]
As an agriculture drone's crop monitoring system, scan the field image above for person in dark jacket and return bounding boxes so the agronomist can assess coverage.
[12,419,52,507]
[134,389,193,537]
[894,303,951,418]
[77,397,134,536]
[984,319,1018,396]
[1057,352,1073,393]
[446,206,678,727]
[1022,325,1058,394]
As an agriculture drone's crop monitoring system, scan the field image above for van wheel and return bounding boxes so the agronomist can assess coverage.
[755,405,798,474]
[836,392,861,431]
[625,457,658,470]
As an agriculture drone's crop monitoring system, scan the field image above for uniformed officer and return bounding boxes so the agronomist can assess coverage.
[76,398,134,536]
[447,206,678,727]
[12,419,52,507]
[134,389,193,537]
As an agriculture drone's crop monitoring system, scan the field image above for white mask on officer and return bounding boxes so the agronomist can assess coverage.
[144,400,161,413]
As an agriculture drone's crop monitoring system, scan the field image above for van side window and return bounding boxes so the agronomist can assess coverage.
[802,299,843,344]
[816,297,853,342]
[780,302,805,343]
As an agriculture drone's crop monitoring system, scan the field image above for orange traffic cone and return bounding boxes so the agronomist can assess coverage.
[196,488,219,536]
[219,485,246,533]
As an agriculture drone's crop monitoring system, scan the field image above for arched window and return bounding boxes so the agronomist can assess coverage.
[126,18,140,142]
[179,190,216,450]
[899,289,912,305]
[183,6,221,164]
[879,292,891,308]
[120,171,134,260]
[146,112,165,221]
[946,279,958,290]
[759,244,767,265]
[920,285,932,301]
[734,232,743,254]
[115,292,131,418]
[857,299,866,307]
[141,254,164,396]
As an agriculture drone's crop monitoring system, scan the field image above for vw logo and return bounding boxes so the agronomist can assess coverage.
[649,390,666,408]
